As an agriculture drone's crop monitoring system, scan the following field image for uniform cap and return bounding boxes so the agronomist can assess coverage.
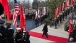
[23,31,26,32]
[0,20,5,24]
[16,28,21,30]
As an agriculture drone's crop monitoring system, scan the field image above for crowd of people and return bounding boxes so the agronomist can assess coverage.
[54,6,75,29]
[26,12,49,27]
[0,20,30,43]
[0,2,76,43]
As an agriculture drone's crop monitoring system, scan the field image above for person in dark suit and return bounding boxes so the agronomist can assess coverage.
[69,25,76,42]
[42,23,48,38]
[0,20,9,43]
[15,28,23,43]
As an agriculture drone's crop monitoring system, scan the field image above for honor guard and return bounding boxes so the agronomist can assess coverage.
[5,23,14,43]
[22,31,30,43]
[0,20,9,43]
[15,28,23,43]
[7,28,14,43]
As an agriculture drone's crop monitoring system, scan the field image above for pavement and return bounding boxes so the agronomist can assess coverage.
[29,19,69,43]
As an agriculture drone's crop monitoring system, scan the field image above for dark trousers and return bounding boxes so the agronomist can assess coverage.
[54,23,57,29]
[23,40,30,43]
[60,19,62,23]
[42,32,48,38]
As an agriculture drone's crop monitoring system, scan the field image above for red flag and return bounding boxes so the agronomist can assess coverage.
[65,0,69,8]
[71,0,74,5]
[62,3,65,11]
[75,0,76,3]
[59,3,63,12]
[20,4,26,32]
[0,0,11,21]
[54,7,59,19]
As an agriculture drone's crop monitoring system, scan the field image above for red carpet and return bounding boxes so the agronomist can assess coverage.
[29,31,68,42]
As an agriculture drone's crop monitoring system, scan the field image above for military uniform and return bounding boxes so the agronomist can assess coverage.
[59,14,62,23]
[62,13,64,21]
[54,18,57,29]
[35,19,39,27]
[0,20,9,43]
[15,28,23,43]
[7,28,14,43]
[22,31,30,43]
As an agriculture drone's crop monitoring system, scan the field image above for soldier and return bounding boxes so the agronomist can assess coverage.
[42,23,48,38]
[15,28,23,43]
[56,15,59,25]
[35,18,39,27]
[62,11,65,21]
[5,23,11,36]
[64,10,68,19]
[0,20,9,43]
[54,18,57,29]
[59,13,63,23]
[22,31,30,43]
[7,28,14,43]
[5,23,14,43]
